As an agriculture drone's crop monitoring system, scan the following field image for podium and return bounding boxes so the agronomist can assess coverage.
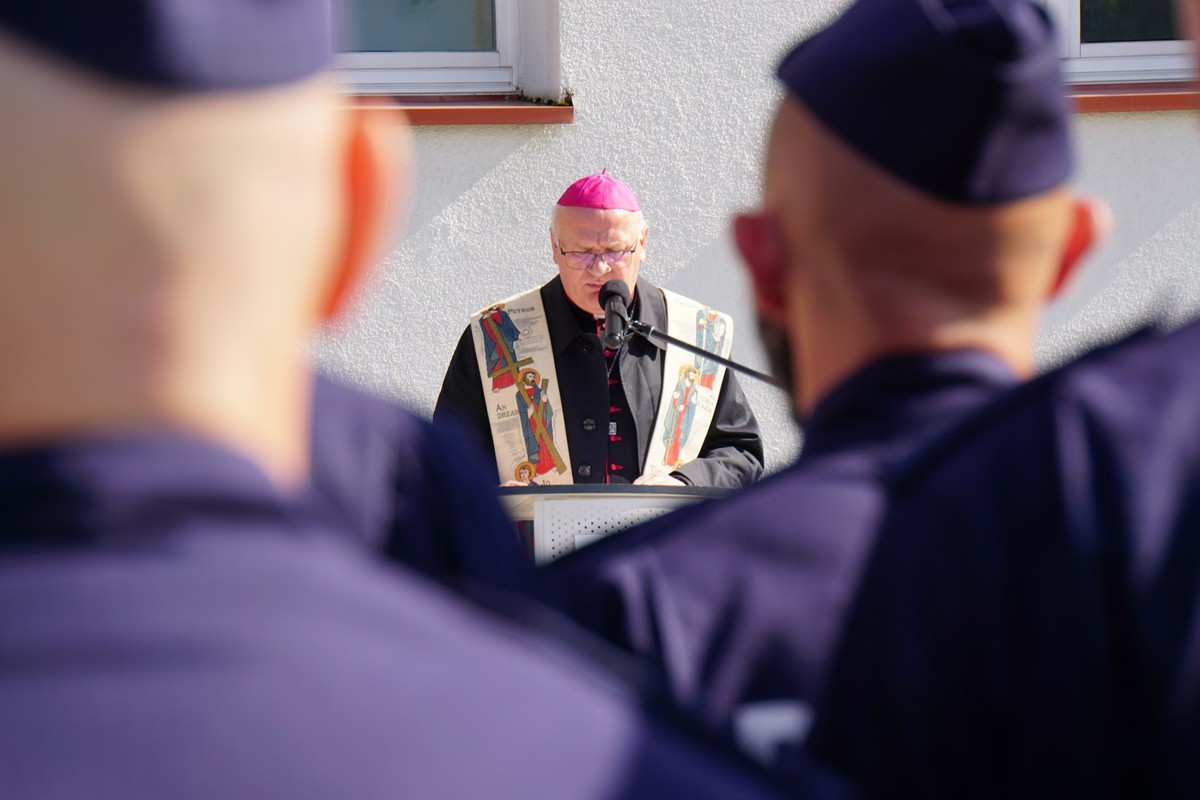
[498,485,725,564]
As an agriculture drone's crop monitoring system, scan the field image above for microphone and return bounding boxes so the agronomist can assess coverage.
[599,279,630,349]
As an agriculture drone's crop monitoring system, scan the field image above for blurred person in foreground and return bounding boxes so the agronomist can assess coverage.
[306,375,529,593]
[803,1,1200,798]
[539,0,1104,764]
[435,171,764,489]
[0,3,839,798]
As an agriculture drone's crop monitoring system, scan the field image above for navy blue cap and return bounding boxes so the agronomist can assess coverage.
[778,0,1072,204]
[0,0,332,91]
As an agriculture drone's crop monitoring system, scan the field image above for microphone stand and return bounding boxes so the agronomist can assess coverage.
[624,319,785,390]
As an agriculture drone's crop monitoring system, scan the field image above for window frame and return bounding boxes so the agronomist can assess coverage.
[1042,0,1194,84]
[334,0,519,95]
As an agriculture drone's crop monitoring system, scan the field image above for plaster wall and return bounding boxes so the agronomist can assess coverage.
[1041,111,1200,367]
[315,0,1200,473]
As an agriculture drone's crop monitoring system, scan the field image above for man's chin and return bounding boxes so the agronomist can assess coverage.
[567,290,603,317]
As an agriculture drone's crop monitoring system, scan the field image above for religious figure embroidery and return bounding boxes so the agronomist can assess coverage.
[694,308,727,390]
[663,364,700,468]
[513,460,536,483]
[516,368,566,475]
[479,303,531,391]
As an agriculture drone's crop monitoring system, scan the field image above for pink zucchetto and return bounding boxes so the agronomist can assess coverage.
[556,169,641,212]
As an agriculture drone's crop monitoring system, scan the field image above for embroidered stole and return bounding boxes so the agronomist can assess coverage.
[641,289,734,479]
[470,286,733,484]
[470,289,573,485]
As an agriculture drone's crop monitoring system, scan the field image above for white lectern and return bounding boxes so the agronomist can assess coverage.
[498,485,725,564]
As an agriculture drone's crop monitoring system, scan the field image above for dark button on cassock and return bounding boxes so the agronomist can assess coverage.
[577,464,592,478]
[582,418,597,432]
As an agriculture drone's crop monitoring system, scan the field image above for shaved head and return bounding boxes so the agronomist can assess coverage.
[739,94,1092,414]
[0,37,346,317]
[0,32,409,483]
[764,95,1074,306]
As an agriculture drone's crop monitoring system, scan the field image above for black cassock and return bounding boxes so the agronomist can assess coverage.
[435,276,764,488]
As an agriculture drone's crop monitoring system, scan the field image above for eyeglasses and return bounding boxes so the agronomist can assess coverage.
[556,241,639,271]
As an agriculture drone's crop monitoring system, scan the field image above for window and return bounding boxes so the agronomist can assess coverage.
[1041,0,1193,84]
[334,0,518,95]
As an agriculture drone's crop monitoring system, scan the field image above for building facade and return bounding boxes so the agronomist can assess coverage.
[317,0,1200,471]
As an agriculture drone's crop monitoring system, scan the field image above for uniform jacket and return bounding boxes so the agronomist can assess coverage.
[0,435,836,800]
[538,350,1017,754]
[811,321,1200,800]
[435,276,764,487]
[306,376,531,593]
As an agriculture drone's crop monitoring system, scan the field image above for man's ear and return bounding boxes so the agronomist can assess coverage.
[1049,196,1110,298]
[734,212,788,322]
[320,108,411,321]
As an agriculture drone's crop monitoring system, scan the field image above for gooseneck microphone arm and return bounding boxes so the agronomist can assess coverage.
[626,320,785,390]
[599,278,784,390]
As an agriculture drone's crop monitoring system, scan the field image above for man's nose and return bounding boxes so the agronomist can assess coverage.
[586,255,612,274]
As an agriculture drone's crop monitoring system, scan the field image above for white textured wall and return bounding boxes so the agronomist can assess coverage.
[1039,111,1200,367]
[316,0,1200,472]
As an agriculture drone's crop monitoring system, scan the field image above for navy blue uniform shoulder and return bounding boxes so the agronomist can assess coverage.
[0,436,849,799]
[309,376,530,592]
[886,326,1171,486]
[539,351,1017,753]
[541,463,883,719]
[812,323,1200,800]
